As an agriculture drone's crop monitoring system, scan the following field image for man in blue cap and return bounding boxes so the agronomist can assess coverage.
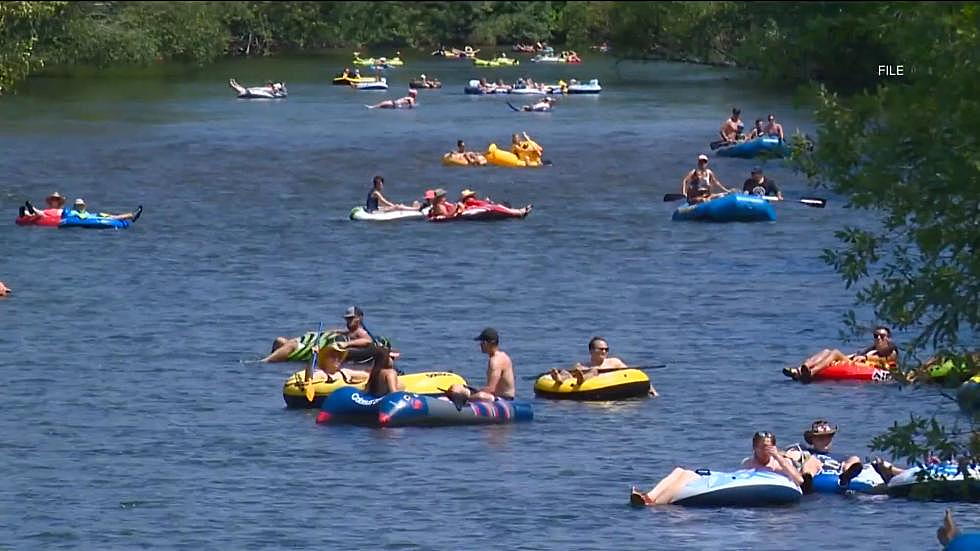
[742,166,782,200]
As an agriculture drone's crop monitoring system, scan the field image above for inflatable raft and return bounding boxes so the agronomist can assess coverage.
[715,136,789,159]
[671,469,802,507]
[15,208,62,227]
[567,79,602,94]
[333,75,378,86]
[60,212,132,229]
[473,57,519,67]
[428,204,528,223]
[283,370,466,409]
[811,461,885,494]
[409,79,442,89]
[442,152,482,166]
[533,369,651,400]
[811,360,893,382]
[355,78,388,90]
[485,143,542,167]
[947,533,980,551]
[377,392,534,427]
[235,85,287,99]
[671,193,776,223]
[353,56,404,67]
[886,462,980,500]
[464,80,510,95]
[349,206,425,221]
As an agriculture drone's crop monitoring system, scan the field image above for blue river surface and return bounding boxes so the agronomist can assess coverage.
[1,53,975,550]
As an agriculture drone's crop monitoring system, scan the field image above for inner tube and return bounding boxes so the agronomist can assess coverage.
[811,360,893,382]
[15,208,62,227]
[377,392,534,427]
[408,80,441,89]
[60,212,132,229]
[349,206,425,221]
[947,533,980,551]
[672,469,802,507]
[886,462,980,500]
[533,369,651,400]
[284,370,467,409]
[812,463,885,494]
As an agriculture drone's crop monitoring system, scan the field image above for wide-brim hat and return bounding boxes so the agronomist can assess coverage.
[804,420,838,444]
[46,192,65,203]
[460,189,477,197]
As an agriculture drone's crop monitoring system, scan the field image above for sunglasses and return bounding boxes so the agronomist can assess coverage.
[874,333,889,339]
[754,431,774,440]
[592,347,609,352]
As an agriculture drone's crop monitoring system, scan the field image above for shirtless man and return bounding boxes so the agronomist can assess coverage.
[445,328,516,404]
[548,337,658,396]
[330,306,381,364]
[450,140,487,165]
[520,97,555,112]
[367,88,417,109]
[719,108,744,145]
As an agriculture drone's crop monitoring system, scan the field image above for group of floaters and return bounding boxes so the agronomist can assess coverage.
[268,307,659,427]
[443,132,546,167]
[352,175,532,222]
[630,420,980,516]
[14,191,142,229]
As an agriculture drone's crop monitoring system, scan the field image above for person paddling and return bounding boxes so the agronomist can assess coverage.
[719,108,744,145]
[365,175,420,213]
[682,154,731,204]
[548,337,658,396]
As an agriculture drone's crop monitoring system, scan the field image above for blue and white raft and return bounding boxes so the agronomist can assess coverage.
[714,136,788,159]
[671,193,776,223]
[377,392,533,427]
[316,386,386,426]
[813,463,885,494]
[61,212,132,229]
[671,469,802,507]
[886,462,980,499]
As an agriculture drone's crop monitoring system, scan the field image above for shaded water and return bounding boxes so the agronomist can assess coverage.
[1,52,973,549]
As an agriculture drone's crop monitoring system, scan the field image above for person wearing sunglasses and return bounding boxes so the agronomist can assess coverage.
[631,431,806,506]
[547,337,658,396]
[783,326,898,382]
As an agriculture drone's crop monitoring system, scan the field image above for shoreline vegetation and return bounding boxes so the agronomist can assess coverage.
[0,1,945,94]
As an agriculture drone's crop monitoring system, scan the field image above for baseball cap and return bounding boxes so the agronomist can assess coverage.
[697,154,709,162]
[751,166,763,173]
[343,306,363,318]
[74,198,86,206]
[474,327,499,343]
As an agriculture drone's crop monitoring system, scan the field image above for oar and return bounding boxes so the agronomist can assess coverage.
[522,364,667,381]
[761,196,828,208]
[663,193,686,202]
[304,321,324,403]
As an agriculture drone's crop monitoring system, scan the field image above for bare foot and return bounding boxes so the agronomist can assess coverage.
[630,486,653,507]
[648,385,658,397]
[548,368,562,383]
[572,369,586,386]
[938,509,959,546]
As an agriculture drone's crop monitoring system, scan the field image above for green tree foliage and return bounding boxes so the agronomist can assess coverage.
[794,3,979,484]
[0,1,65,93]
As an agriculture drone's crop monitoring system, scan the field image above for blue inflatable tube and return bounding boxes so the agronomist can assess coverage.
[812,464,885,494]
[715,136,789,159]
[671,469,802,507]
[316,386,385,426]
[947,533,980,551]
[60,213,131,229]
[672,193,776,223]
[378,392,533,427]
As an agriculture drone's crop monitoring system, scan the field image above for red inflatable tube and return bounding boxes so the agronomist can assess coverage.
[428,204,527,223]
[813,361,893,382]
[15,208,61,227]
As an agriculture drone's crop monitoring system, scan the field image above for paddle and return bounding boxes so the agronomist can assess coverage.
[304,321,324,403]
[522,364,667,381]
[761,196,828,208]
[663,193,687,202]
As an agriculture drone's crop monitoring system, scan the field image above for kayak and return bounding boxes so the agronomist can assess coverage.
[671,193,776,222]
[567,79,602,94]
[886,462,980,499]
[355,79,388,90]
[349,206,425,221]
[485,143,542,168]
[671,469,802,507]
[533,369,651,400]
[812,462,885,494]
[408,80,442,89]
[283,370,466,409]
[811,360,893,382]
[333,75,378,85]
[377,392,534,427]
[15,208,62,227]
[715,136,789,159]
[428,204,528,223]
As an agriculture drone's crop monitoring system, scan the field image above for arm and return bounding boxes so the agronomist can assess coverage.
[375,191,397,208]
[681,171,692,194]
[387,369,404,392]
[343,328,374,348]
[770,447,805,486]
[710,172,731,193]
[480,358,504,395]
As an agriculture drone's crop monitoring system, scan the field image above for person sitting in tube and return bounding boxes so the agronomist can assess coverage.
[68,198,142,221]
[449,140,487,166]
[511,131,543,164]
[20,191,67,219]
[364,346,404,396]
[783,325,898,382]
[306,341,369,385]
[784,420,864,489]
[548,337,657,396]
[426,188,460,219]
[630,431,808,506]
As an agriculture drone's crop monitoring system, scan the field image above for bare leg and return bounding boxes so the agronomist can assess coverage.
[632,467,700,506]
[804,349,850,379]
[229,79,247,95]
[938,509,959,547]
[260,338,300,363]
[549,369,572,383]
[572,367,598,386]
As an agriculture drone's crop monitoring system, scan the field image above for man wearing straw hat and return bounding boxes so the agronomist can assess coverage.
[21,191,67,218]
[798,419,864,488]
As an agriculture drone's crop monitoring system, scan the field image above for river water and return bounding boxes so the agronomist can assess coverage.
[1,52,973,550]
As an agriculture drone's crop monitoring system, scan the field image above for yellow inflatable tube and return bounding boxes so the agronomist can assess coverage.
[283,369,467,408]
[533,369,651,400]
[442,152,471,166]
[485,143,543,168]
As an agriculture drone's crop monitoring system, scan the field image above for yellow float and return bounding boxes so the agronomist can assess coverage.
[533,369,652,400]
[283,369,467,408]
[484,143,543,168]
